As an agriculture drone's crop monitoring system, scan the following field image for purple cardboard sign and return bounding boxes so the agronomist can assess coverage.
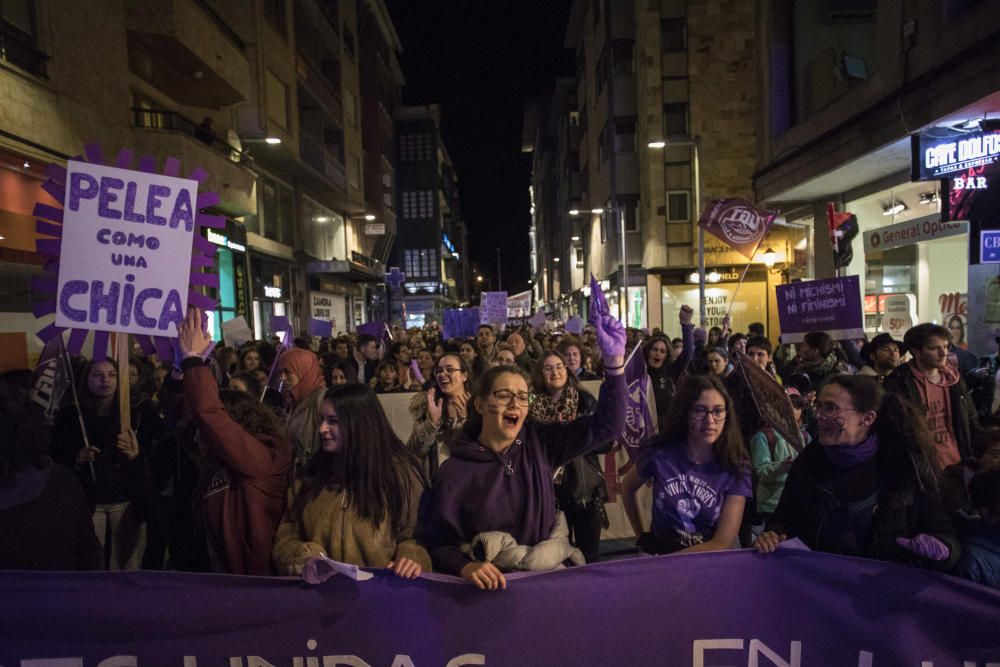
[479,291,508,326]
[443,308,481,340]
[775,275,864,343]
[307,318,332,337]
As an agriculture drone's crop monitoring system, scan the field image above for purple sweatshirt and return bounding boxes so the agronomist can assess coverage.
[422,373,626,575]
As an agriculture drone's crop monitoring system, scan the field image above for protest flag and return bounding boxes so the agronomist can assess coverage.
[698,198,777,259]
[826,202,859,270]
[29,336,71,425]
[618,341,656,461]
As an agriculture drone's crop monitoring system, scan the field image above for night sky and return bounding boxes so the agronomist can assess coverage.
[386,0,575,295]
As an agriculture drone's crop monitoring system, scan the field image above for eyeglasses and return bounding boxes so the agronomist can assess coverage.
[815,402,857,419]
[491,389,532,407]
[690,406,727,422]
[435,367,462,376]
[542,363,566,374]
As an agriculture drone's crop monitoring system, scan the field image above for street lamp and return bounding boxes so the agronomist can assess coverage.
[762,247,778,269]
[649,135,704,324]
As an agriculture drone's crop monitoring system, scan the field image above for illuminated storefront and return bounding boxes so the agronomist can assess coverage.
[202,221,250,342]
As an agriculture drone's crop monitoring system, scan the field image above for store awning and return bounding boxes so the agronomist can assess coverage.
[306,259,382,283]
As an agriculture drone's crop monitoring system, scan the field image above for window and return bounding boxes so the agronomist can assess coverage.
[1,0,46,76]
[622,200,639,232]
[574,243,584,269]
[265,69,288,130]
[258,175,295,245]
[262,0,286,38]
[597,123,610,163]
[614,119,636,152]
[666,191,690,223]
[344,89,356,126]
[399,133,433,162]
[661,18,686,52]
[401,191,434,219]
[404,249,438,278]
[595,48,607,95]
[663,103,688,136]
[612,40,634,75]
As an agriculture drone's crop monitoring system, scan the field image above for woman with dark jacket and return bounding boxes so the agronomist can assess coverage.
[50,357,153,570]
[756,374,961,571]
[178,308,293,575]
[421,305,626,589]
[644,305,694,430]
[529,350,608,563]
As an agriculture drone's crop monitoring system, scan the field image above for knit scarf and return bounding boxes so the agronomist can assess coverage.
[529,385,580,424]
[796,352,841,381]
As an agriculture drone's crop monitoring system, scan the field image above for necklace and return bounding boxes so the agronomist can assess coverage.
[500,439,521,476]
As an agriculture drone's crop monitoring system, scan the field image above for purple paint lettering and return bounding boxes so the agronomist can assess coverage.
[169,188,195,231]
[158,289,184,330]
[59,280,88,322]
[68,173,98,211]
[97,177,124,220]
[88,280,119,325]
[146,185,170,226]
[123,181,145,223]
[121,275,136,326]
[134,289,162,328]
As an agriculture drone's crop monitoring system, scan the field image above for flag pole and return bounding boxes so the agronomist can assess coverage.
[725,234,768,320]
[59,334,96,482]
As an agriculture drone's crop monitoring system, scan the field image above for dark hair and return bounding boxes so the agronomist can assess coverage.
[78,357,120,414]
[803,331,834,357]
[642,335,671,364]
[356,333,377,349]
[218,389,286,439]
[727,333,747,352]
[748,322,765,336]
[788,392,806,410]
[786,373,813,395]
[433,352,471,398]
[0,370,49,484]
[462,364,532,439]
[708,326,722,337]
[746,335,773,356]
[373,360,399,388]
[388,342,410,362]
[296,384,423,537]
[214,346,238,376]
[654,374,747,472]
[293,336,311,350]
[323,356,353,387]
[238,345,262,369]
[477,324,495,334]
[904,323,951,352]
[531,350,578,395]
[824,375,939,489]
[555,337,583,358]
[227,372,261,398]
[969,468,1000,510]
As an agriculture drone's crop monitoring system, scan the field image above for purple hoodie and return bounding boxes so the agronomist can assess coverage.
[422,373,626,575]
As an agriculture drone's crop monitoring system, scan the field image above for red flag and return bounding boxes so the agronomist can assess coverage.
[698,198,777,259]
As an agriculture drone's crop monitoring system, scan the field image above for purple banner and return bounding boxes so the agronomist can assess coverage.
[443,308,481,340]
[775,275,864,344]
[1,549,998,664]
[620,346,655,459]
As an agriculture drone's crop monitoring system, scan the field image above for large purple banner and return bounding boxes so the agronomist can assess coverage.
[775,275,865,344]
[2,549,998,665]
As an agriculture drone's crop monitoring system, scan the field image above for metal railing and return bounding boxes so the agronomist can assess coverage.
[131,108,252,167]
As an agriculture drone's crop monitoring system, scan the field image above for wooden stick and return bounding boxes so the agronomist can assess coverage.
[115,332,131,433]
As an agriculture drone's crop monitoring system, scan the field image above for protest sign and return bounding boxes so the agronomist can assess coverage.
[775,275,864,343]
[565,315,584,334]
[507,289,532,319]
[698,198,777,259]
[221,315,253,347]
[443,308,481,340]
[528,309,547,333]
[2,550,997,665]
[54,160,197,337]
[480,291,508,326]
[28,336,71,424]
[270,315,290,336]
[308,318,332,337]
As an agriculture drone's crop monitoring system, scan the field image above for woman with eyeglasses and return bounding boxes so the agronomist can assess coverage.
[620,374,752,555]
[529,351,608,563]
[755,375,960,570]
[407,353,471,483]
[421,304,626,589]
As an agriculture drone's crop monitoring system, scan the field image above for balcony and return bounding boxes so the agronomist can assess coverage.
[131,108,256,217]
[126,0,250,107]
[299,132,348,192]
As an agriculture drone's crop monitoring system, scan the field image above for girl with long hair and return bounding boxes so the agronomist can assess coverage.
[643,306,694,430]
[621,374,752,554]
[407,353,471,482]
[755,375,960,570]
[386,342,418,390]
[421,308,626,589]
[529,350,608,563]
[458,339,487,382]
[177,309,293,575]
[273,384,430,578]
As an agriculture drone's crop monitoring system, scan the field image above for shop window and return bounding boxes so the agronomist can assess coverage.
[666,191,690,222]
[661,18,686,52]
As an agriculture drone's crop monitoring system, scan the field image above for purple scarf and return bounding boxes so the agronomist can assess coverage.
[824,432,879,468]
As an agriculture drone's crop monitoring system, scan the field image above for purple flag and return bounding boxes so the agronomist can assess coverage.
[619,345,655,460]
[564,316,584,335]
[307,318,332,337]
[357,320,390,343]
[270,315,289,336]
[698,197,777,259]
[29,336,71,424]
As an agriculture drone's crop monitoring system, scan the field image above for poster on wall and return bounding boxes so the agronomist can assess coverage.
[309,291,339,331]
[775,276,864,344]
[939,291,968,349]
[881,293,917,338]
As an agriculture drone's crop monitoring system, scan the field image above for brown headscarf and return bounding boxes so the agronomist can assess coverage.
[280,349,326,407]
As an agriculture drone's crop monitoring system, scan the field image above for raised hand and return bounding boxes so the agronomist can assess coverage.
[177,308,213,358]
[679,305,694,326]
[426,388,443,427]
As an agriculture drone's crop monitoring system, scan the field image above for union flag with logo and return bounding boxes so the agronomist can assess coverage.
[697,198,777,259]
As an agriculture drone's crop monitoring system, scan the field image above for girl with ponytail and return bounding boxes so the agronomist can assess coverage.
[756,375,960,570]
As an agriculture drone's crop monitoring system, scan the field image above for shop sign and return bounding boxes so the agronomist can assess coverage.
[206,229,246,252]
[264,285,282,299]
[775,276,864,344]
[862,215,967,253]
[881,294,917,338]
[912,127,1000,180]
[982,230,1000,263]
[364,222,386,235]
[309,291,338,327]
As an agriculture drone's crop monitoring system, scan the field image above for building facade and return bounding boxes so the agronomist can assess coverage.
[391,104,469,327]
[753,0,1000,356]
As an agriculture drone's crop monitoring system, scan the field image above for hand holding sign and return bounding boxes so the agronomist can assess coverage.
[178,308,213,358]
[588,275,626,360]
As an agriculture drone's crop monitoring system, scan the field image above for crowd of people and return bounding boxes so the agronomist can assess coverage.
[2,302,999,591]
